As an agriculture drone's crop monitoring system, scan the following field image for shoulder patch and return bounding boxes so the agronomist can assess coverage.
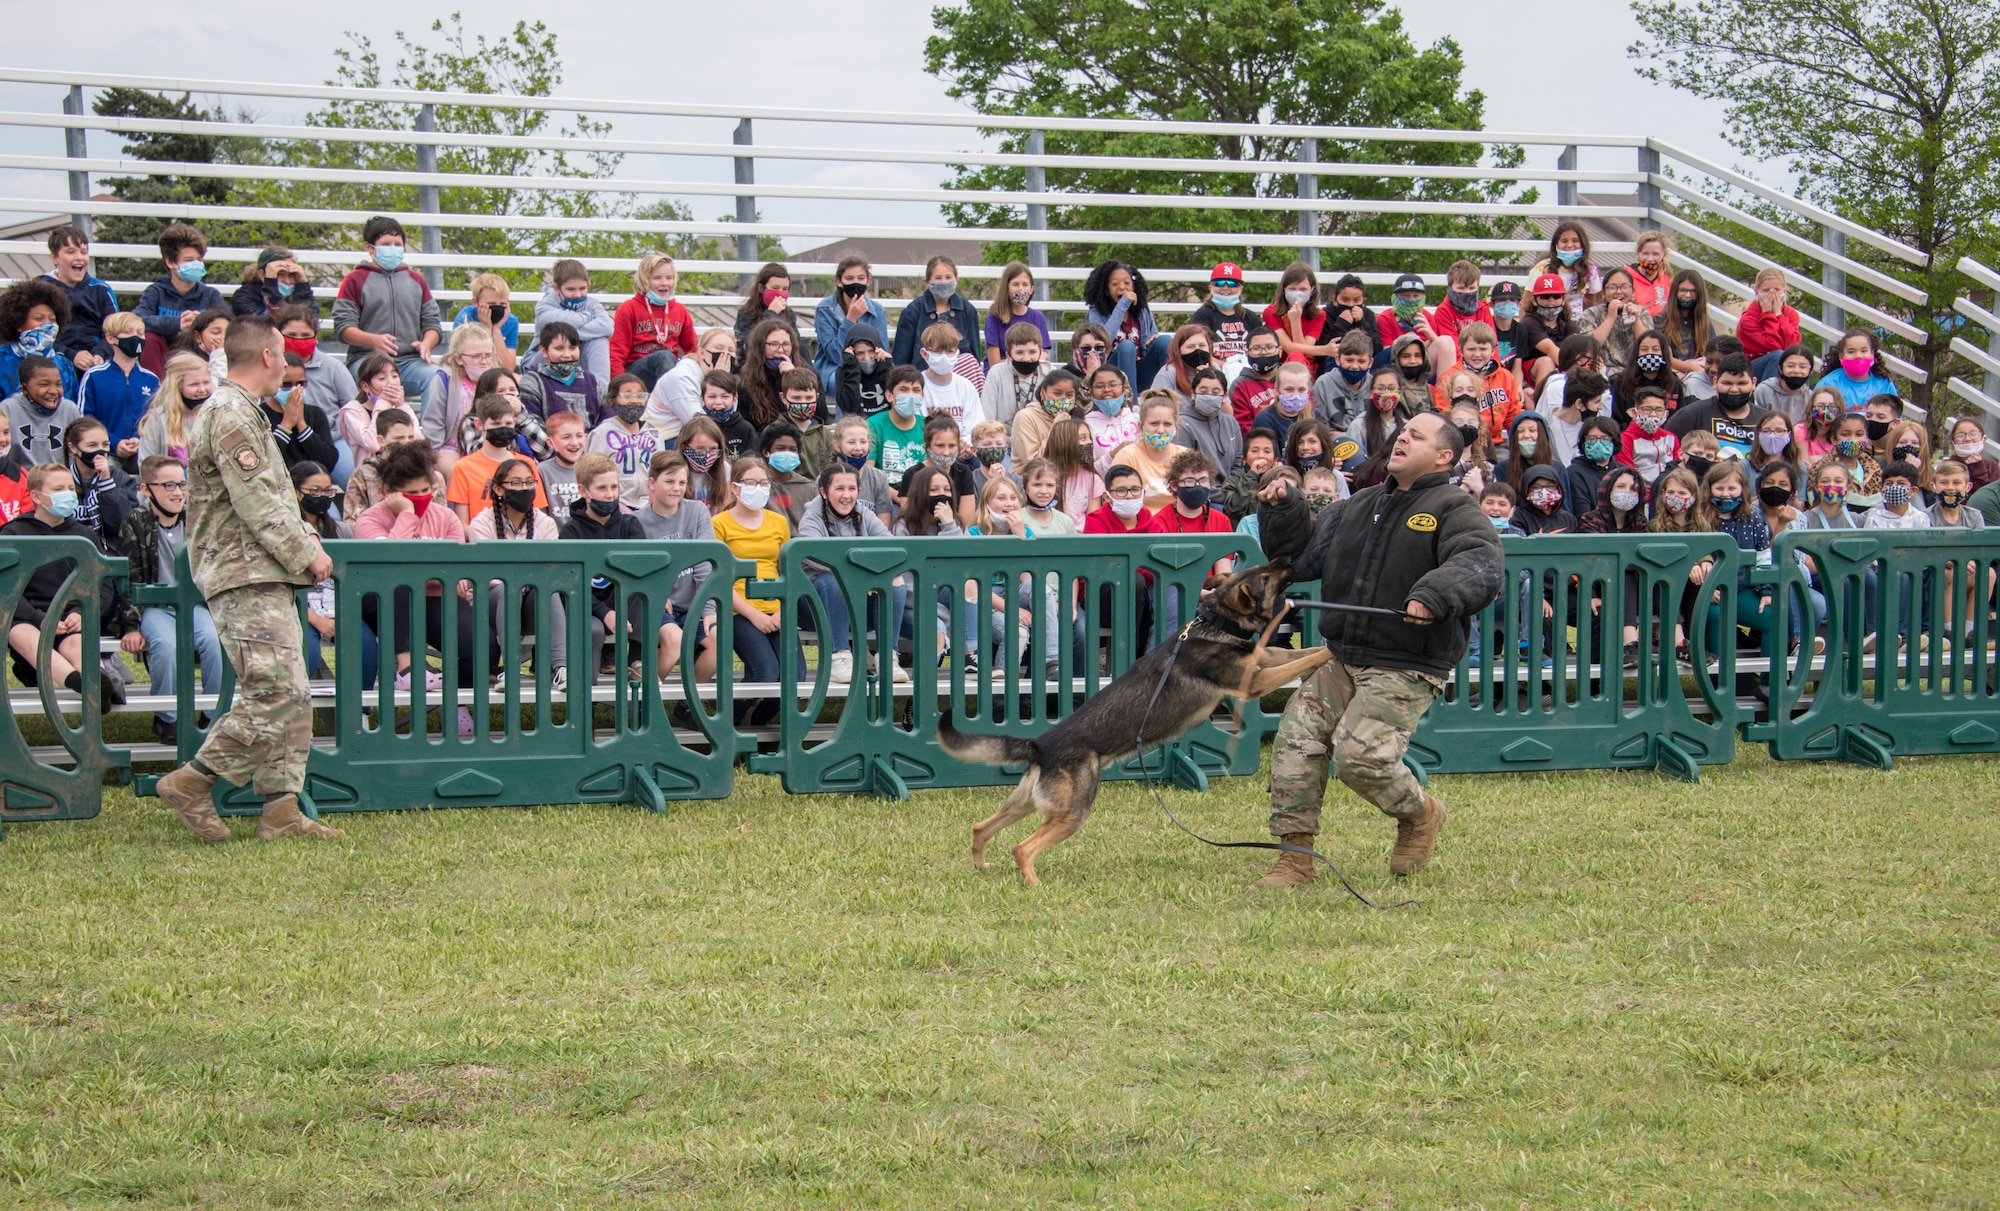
[1406,512,1438,532]
[232,444,265,473]
[1329,438,1362,463]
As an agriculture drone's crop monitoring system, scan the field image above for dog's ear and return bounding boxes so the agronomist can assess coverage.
[1223,578,1257,615]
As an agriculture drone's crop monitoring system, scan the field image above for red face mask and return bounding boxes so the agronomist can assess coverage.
[282,336,317,362]
[761,287,788,306]
[405,491,432,518]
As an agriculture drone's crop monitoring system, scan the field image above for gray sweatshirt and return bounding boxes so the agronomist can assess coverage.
[635,499,717,616]
[1308,365,1369,432]
[330,262,442,366]
[533,289,614,382]
[3,393,81,465]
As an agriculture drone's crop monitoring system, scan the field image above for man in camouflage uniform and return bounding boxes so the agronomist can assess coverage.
[155,316,342,842]
[1253,413,1503,884]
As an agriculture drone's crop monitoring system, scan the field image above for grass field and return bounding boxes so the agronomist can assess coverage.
[1,749,1996,1208]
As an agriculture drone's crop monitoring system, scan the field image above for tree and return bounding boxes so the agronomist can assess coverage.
[1630,0,2000,420]
[90,88,267,283]
[923,0,1527,305]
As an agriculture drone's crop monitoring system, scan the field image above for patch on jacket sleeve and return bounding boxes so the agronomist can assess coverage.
[1329,437,1361,463]
[1406,512,1438,532]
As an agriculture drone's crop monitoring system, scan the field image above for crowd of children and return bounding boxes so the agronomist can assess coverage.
[4,217,1990,729]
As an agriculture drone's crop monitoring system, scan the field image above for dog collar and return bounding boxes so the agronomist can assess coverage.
[1192,603,1267,644]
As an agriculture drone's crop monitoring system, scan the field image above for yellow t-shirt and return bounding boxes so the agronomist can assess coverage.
[712,508,791,613]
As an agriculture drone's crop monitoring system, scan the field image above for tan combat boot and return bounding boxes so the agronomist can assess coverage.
[1389,795,1448,877]
[256,795,345,841]
[1256,834,1318,887]
[156,764,229,843]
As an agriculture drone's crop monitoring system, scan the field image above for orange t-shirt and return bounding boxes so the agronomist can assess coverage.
[448,444,548,520]
[1431,361,1523,446]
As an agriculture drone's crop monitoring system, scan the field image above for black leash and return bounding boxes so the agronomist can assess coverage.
[1134,614,1416,911]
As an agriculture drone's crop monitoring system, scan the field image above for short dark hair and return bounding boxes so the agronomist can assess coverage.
[473,393,515,423]
[537,321,581,351]
[1431,413,1467,464]
[1715,352,1754,380]
[759,420,803,455]
[361,216,406,246]
[885,364,925,393]
[373,408,415,437]
[1634,386,1670,407]
[158,221,205,266]
[1332,273,1365,296]
[1565,369,1609,409]
[779,367,820,395]
[1245,326,1281,348]
[1881,460,1922,483]
[700,370,740,396]
[1245,427,1280,450]
[223,314,281,369]
[46,224,87,255]
[1480,481,1517,503]
[1706,333,1744,360]
[1103,462,1142,489]
[16,353,59,383]
[1166,448,1217,483]
[1867,392,1905,418]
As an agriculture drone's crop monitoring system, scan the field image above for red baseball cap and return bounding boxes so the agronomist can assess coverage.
[1531,273,1568,296]
[1210,262,1244,284]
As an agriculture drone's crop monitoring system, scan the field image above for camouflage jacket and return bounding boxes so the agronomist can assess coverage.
[186,378,319,599]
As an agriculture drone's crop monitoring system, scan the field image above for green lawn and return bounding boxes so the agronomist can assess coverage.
[1,750,1995,1208]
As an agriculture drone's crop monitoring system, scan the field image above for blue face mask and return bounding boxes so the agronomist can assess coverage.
[560,295,587,312]
[46,489,79,518]
[1094,395,1124,416]
[373,244,404,271]
[15,322,56,356]
[274,385,295,407]
[1210,289,1241,311]
[1555,248,1584,267]
[273,281,296,298]
[1712,495,1741,514]
[767,451,801,473]
[707,402,738,423]
[1490,514,1511,531]
[1338,365,1368,385]
[892,394,924,420]
[175,260,207,284]
[838,451,869,471]
[645,290,673,306]
[1491,301,1520,321]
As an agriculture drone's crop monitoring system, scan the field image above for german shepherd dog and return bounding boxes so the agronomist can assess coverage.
[939,561,1333,885]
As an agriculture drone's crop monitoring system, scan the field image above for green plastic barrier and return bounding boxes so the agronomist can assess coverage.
[749,533,1267,798]
[139,538,746,816]
[1269,535,1741,781]
[0,536,134,839]
[1747,529,2000,767]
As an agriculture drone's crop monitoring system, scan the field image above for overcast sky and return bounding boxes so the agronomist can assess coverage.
[0,0,1743,250]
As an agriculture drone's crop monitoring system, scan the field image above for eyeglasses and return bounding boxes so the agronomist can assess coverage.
[148,481,187,492]
[1107,486,1145,499]
[1074,344,1106,355]
[301,489,339,500]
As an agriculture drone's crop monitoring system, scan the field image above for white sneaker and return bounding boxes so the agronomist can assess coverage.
[829,651,853,683]
[550,667,569,694]
[891,661,912,684]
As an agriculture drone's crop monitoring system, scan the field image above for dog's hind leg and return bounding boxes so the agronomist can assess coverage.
[1011,764,1099,887]
[971,769,1040,870]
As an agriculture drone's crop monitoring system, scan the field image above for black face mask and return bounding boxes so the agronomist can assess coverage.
[1009,358,1040,377]
[486,303,508,324]
[839,282,868,298]
[975,447,1006,466]
[1864,418,1892,441]
[301,493,337,516]
[1757,484,1792,509]
[1779,372,1809,390]
[1683,455,1714,481]
[484,425,517,447]
[585,497,619,518]
[1399,361,1426,382]
[1247,354,1282,374]
[499,486,537,515]
[1456,422,1481,449]
[1716,390,1753,412]
[1181,349,1210,369]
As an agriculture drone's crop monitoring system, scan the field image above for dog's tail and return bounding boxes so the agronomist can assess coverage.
[937,712,1038,766]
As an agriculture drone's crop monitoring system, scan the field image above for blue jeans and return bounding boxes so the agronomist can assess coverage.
[1109,333,1173,395]
[304,614,379,691]
[139,605,221,725]
[808,570,906,658]
[395,355,434,407]
[625,349,677,391]
[732,614,802,726]
[330,437,355,489]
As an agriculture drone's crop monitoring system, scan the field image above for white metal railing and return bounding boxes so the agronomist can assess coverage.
[0,68,1947,392]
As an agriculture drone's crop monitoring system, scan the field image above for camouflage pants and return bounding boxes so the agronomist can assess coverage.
[1269,659,1443,835]
[194,582,312,796]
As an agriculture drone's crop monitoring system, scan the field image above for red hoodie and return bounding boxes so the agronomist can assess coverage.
[1734,303,1801,361]
[609,293,697,373]
[0,462,29,524]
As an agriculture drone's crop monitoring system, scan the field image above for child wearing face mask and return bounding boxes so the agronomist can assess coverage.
[1222,428,1279,522]
[757,422,813,529]
[836,323,891,419]
[1754,345,1817,424]
[1175,365,1242,478]
[1615,388,1679,484]
[1809,412,1884,514]
[2,462,143,704]
[1947,416,1997,491]
[918,321,986,430]
[1308,329,1378,432]
[1251,361,1315,448]
[1232,328,1284,436]
[981,321,1050,430]
[78,313,157,470]
[448,394,549,524]
[1110,393,1191,512]
[0,415,29,522]
[532,260,613,383]
[775,369,833,477]
[519,323,603,430]
[587,373,664,511]
[869,366,931,481]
